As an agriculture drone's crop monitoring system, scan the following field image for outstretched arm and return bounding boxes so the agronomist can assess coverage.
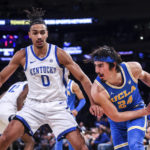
[91,81,150,122]
[17,84,28,111]
[57,47,103,117]
[0,49,26,87]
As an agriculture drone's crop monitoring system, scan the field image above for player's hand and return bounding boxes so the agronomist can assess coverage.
[89,104,104,117]
[72,110,78,117]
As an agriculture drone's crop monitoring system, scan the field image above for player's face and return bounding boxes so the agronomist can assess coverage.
[94,61,111,82]
[29,24,48,48]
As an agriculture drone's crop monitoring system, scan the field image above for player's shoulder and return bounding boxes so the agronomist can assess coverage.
[91,81,110,99]
[14,48,26,58]
[125,61,142,71]
[125,61,142,79]
[93,80,105,92]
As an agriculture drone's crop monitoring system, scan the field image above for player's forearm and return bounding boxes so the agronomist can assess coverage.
[81,77,95,105]
[111,108,147,122]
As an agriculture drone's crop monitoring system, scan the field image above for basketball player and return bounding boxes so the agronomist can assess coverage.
[0,7,102,150]
[0,81,34,150]
[55,73,86,150]
[90,45,150,150]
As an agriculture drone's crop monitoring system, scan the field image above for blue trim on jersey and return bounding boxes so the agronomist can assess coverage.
[30,44,51,61]
[22,83,27,90]
[15,115,33,136]
[54,45,67,88]
[55,45,61,67]
[24,47,28,71]
[57,127,77,141]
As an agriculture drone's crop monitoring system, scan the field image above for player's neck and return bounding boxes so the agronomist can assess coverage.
[33,43,48,58]
[107,71,123,86]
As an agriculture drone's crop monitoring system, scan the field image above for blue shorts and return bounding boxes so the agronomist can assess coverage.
[109,115,146,150]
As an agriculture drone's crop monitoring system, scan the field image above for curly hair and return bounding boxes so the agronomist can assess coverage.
[89,45,122,72]
[24,7,46,26]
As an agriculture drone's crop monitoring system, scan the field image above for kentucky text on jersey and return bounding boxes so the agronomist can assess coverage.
[111,85,136,102]
[30,66,56,75]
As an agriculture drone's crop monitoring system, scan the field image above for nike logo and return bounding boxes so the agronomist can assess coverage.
[128,80,131,84]
[30,61,36,64]
[110,92,114,95]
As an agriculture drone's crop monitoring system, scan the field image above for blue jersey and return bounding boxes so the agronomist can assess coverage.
[95,62,144,112]
[66,80,76,110]
[95,62,146,150]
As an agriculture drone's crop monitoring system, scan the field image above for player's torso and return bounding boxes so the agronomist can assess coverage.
[24,44,67,102]
[96,62,144,112]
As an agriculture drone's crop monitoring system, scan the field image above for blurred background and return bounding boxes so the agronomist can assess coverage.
[0,0,150,128]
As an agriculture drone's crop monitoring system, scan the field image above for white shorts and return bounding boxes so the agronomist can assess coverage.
[0,103,16,133]
[16,98,78,139]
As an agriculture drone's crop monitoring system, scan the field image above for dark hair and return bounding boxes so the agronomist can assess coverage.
[24,7,46,27]
[89,45,122,72]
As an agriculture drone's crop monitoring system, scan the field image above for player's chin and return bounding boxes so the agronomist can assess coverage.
[36,44,44,49]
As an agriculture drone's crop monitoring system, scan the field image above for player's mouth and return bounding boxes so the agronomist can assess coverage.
[36,40,43,45]
[99,74,104,78]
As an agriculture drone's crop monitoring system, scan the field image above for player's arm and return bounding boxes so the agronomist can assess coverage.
[57,47,103,117]
[0,49,26,87]
[17,84,28,111]
[91,81,150,122]
[71,81,86,116]
[127,61,150,87]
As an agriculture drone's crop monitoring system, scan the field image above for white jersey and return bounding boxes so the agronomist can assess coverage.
[24,43,67,102]
[0,81,28,108]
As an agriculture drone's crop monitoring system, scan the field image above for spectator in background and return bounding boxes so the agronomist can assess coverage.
[90,127,110,150]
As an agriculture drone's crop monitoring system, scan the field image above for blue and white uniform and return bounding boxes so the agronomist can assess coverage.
[0,81,27,133]
[16,44,77,140]
[95,62,146,150]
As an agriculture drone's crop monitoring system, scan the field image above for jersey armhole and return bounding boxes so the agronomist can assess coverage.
[124,62,138,83]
